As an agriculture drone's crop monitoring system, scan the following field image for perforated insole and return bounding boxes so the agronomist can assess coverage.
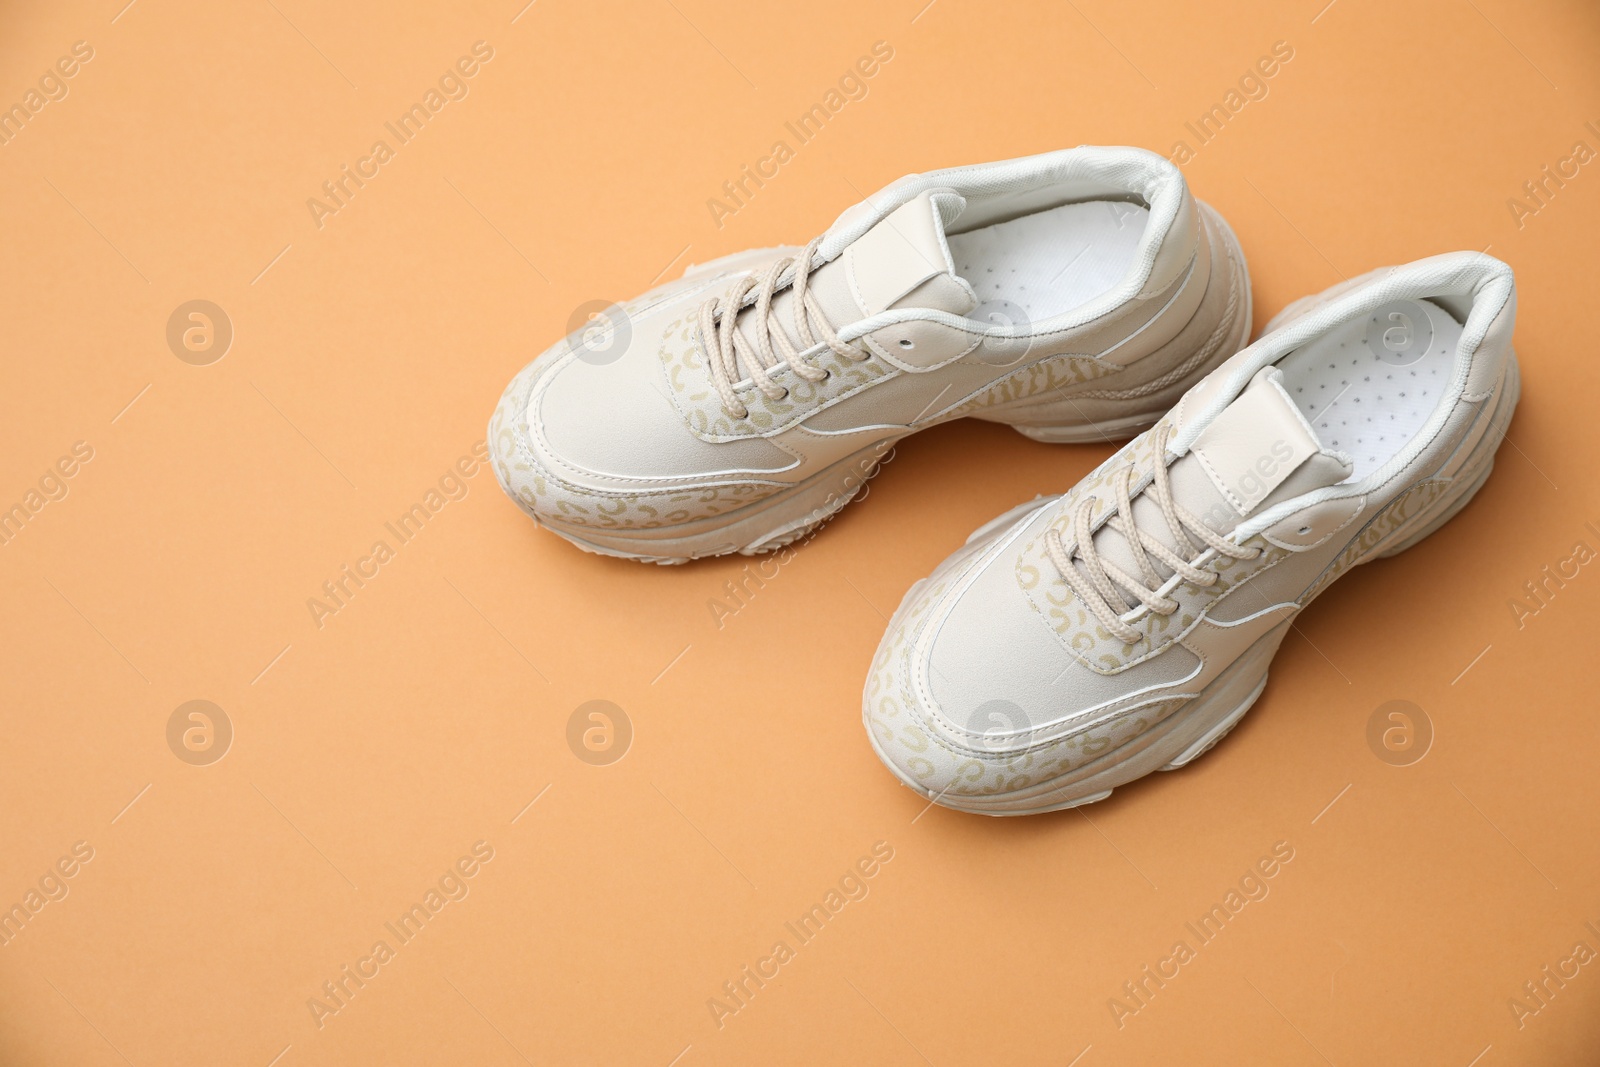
[1275,298,1462,483]
[946,200,1150,322]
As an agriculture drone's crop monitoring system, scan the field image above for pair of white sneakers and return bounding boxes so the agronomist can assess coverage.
[488,146,1518,816]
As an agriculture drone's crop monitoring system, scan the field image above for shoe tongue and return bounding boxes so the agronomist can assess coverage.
[1176,366,1354,531]
[732,190,976,359]
[829,188,978,317]
[1080,367,1353,589]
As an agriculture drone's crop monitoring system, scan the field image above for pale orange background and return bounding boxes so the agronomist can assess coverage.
[2,0,1598,1064]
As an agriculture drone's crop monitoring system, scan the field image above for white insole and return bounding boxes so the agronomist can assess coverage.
[1275,298,1462,483]
[946,200,1149,323]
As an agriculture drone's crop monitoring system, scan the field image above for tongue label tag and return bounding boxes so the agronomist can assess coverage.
[1190,375,1321,516]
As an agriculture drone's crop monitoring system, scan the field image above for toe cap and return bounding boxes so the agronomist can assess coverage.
[863,504,1199,812]
[487,290,795,532]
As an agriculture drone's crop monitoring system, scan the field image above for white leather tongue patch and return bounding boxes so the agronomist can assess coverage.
[841,189,977,316]
[1188,366,1338,519]
[728,189,974,364]
[1074,367,1352,594]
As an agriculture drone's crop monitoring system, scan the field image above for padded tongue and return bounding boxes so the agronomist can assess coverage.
[1181,366,1353,527]
[1076,367,1353,592]
[730,190,977,363]
[836,189,978,317]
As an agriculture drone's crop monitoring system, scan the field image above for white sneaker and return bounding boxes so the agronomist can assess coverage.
[865,252,1519,814]
[488,146,1250,563]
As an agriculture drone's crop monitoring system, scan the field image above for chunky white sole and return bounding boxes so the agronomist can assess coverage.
[869,354,1519,816]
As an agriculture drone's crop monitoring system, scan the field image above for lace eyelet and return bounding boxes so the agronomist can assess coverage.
[897,338,915,349]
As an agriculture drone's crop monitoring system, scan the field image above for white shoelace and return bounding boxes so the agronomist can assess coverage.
[1046,423,1261,644]
[696,237,869,418]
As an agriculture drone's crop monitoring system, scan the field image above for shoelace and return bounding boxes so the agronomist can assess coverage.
[1046,423,1261,644]
[697,236,870,418]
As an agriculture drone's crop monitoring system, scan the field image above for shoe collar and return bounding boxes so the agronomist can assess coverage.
[1168,251,1515,539]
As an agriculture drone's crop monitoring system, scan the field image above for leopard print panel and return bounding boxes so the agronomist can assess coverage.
[1009,415,1291,675]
